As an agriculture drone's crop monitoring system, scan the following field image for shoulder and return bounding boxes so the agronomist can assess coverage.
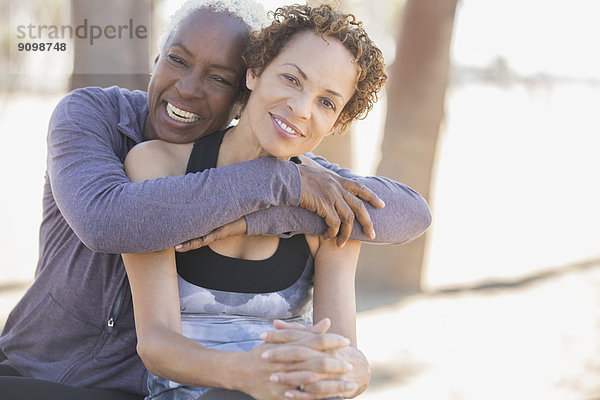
[124,140,193,182]
[51,86,147,135]
[57,86,123,114]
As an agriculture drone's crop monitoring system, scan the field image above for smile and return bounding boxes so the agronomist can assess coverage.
[166,102,201,123]
[273,116,303,137]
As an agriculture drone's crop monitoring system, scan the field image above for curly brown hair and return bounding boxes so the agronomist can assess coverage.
[241,4,387,133]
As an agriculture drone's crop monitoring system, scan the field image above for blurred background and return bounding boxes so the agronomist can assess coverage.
[1,0,599,398]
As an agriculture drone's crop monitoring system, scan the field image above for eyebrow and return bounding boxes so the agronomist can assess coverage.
[169,41,240,75]
[284,63,346,102]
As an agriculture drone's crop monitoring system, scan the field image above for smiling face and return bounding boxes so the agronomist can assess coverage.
[240,31,358,159]
[144,10,249,143]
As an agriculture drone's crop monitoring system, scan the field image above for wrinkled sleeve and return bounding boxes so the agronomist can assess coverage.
[245,153,431,244]
[47,89,302,254]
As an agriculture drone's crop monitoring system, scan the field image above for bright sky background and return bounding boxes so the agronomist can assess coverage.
[452,0,600,79]
[425,0,600,288]
[159,0,299,22]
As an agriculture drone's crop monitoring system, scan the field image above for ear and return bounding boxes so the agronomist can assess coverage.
[230,102,242,120]
[246,68,259,91]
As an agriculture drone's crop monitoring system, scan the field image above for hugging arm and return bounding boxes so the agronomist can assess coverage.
[49,88,391,255]
[49,88,366,254]
[245,153,431,245]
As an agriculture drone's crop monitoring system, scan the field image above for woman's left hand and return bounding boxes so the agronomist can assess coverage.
[261,319,370,399]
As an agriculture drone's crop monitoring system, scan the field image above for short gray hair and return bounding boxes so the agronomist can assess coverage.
[157,0,268,54]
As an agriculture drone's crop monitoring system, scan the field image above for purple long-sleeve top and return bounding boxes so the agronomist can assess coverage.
[0,86,430,395]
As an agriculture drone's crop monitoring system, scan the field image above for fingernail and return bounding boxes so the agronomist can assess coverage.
[284,391,295,398]
[175,244,182,250]
[259,332,267,340]
[261,351,270,359]
[345,381,357,391]
[344,361,354,371]
[342,337,351,345]
[269,374,279,382]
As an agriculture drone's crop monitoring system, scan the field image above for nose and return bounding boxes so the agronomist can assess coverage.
[287,92,312,120]
[175,71,206,100]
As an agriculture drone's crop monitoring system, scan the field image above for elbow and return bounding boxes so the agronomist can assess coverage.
[136,339,165,378]
[415,195,433,235]
[379,191,432,245]
[59,199,124,252]
[71,209,143,253]
[405,194,432,243]
[76,230,109,253]
[74,222,123,253]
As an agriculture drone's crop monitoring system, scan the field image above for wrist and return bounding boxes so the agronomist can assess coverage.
[219,351,247,392]
[258,156,302,207]
[244,213,261,236]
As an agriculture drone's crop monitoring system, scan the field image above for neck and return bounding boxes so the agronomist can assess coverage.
[217,117,282,167]
[142,115,157,141]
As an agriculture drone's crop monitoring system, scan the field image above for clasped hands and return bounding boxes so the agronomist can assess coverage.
[235,318,369,400]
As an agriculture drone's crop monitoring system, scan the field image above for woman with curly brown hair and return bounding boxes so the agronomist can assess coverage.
[122,4,387,399]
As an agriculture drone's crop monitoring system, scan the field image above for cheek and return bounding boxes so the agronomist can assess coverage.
[148,70,171,100]
[314,112,337,135]
[211,94,237,120]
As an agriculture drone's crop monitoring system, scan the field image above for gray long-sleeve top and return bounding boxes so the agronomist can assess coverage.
[0,86,430,395]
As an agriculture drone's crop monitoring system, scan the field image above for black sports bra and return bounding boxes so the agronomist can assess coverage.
[175,129,310,294]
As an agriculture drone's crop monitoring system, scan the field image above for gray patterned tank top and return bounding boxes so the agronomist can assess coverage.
[146,130,315,400]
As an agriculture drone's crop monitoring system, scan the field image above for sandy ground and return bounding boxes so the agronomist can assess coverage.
[357,259,600,400]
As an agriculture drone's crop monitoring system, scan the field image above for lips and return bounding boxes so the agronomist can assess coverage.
[166,102,202,123]
[271,114,304,138]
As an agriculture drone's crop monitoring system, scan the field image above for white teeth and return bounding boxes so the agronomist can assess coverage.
[166,103,201,123]
[275,117,299,135]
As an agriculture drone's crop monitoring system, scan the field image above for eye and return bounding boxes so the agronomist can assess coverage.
[321,98,336,111]
[167,54,185,66]
[282,73,300,86]
[211,76,233,87]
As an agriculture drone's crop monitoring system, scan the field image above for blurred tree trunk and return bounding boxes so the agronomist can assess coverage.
[69,0,152,91]
[358,0,458,292]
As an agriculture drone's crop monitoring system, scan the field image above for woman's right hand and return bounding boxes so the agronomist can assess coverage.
[259,319,366,399]
[228,325,354,399]
[229,321,356,399]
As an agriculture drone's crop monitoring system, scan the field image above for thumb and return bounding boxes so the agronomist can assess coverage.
[311,318,331,334]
